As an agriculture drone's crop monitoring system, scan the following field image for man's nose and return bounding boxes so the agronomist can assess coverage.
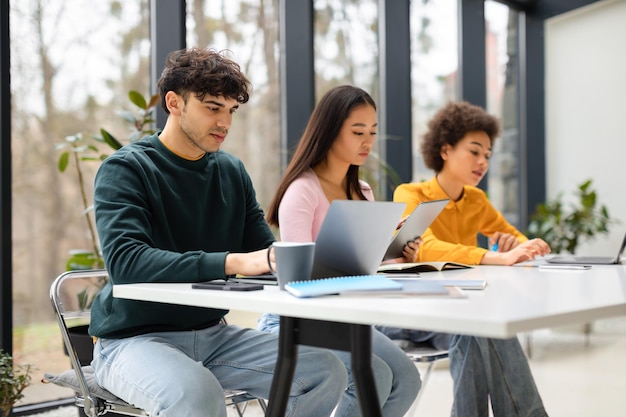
[216,114,232,129]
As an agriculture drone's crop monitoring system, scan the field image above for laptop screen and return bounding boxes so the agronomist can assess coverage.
[311,200,406,279]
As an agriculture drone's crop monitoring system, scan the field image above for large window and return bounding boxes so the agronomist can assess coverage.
[314,0,382,195]
[186,0,281,209]
[485,1,521,228]
[409,0,458,183]
[313,0,379,96]
[10,0,150,405]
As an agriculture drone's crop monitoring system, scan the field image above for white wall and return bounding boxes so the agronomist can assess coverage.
[545,0,626,255]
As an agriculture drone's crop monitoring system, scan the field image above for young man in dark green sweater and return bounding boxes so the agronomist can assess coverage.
[89,47,347,416]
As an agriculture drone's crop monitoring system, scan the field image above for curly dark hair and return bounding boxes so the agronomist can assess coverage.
[157,47,251,114]
[421,101,500,173]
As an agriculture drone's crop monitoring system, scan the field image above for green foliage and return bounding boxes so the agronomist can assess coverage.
[359,150,403,200]
[527,179,616,254]
[0,350,33,417]
[66,249,103,272]
[55,91,160,269]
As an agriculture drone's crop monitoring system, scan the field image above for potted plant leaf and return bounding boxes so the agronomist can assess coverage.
[56,90,160,270]
[0,350,33,417]
[526,179,616,254]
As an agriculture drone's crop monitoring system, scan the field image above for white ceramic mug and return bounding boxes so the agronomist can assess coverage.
[267,242,316,290]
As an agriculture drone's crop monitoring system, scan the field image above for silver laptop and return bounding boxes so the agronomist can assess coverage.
[234,200,405,284]
[382,198,449,261]
[311,200,406,279]
[546,231,626,265]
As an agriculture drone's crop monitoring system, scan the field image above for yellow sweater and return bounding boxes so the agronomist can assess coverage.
[393,177,527,265]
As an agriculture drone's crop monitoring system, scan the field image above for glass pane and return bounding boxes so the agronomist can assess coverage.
[10,0,150,405]
[187,0,281,210]
[313,0,379,97]
[410,0,458,183]
[485,1,521,227]
[313,0,382,196]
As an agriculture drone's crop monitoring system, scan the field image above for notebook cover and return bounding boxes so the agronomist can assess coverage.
[285,275,403,298]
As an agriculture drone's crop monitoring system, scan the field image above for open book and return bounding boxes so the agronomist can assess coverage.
[377,261,472,274]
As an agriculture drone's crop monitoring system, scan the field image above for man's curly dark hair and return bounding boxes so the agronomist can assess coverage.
[421,101,500,173]
[157,47,251,114]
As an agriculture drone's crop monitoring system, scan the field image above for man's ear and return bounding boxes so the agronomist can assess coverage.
[165,91,181,114]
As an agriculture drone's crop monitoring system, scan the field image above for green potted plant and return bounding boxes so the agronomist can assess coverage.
[527,179,616,254]
[56,90,160,270]
[54,91,159,367]
[0,350,33,417]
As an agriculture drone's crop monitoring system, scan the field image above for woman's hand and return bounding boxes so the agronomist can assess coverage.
[482,238,551,265]
[396,216,409,230]
[489,232,519,252]
[401,237,423,263]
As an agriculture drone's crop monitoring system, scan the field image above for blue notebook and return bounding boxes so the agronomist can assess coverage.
[284,275,403,298]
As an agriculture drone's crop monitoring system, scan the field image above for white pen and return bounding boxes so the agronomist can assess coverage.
[538,264,591,270]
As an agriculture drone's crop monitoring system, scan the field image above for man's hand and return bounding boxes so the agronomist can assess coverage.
[225,248,272,276]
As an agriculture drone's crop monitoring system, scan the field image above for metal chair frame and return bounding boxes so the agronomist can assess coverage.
[398,341,449,414]
[49,269,267,417]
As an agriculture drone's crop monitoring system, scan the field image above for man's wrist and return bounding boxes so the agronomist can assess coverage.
[224,252,239,276]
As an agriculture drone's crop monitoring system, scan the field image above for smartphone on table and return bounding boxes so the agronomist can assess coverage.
[192,280,264,291]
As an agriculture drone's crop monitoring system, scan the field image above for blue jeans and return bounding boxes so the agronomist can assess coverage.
[375,327,548,417]
[257,313,421,417]
[92,323,348,417]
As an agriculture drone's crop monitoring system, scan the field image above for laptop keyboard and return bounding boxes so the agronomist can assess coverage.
[549,256,615,264]
[569,256,614,263]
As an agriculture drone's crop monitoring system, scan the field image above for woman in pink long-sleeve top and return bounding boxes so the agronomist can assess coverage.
[257,85,422,417]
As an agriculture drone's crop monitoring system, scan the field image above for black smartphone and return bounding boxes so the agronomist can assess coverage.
[192,280,264,291]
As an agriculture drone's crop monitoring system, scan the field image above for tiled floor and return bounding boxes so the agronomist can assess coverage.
[34,315,626,417]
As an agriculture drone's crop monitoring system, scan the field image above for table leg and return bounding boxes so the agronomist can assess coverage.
[265,317,382,417]
[266,316,298,417]
[351,324,381,417]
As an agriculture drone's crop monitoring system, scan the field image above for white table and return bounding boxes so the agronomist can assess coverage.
[113,264,626,416]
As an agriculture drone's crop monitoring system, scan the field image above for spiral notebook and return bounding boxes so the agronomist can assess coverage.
[284,275,403,298]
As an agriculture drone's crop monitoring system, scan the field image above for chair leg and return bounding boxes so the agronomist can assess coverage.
[257,398,268,412]
[231,398,267,416]
[416,362,435,406]
[405,361,435,417]
[232,402,247,417]
[524,332,533,358]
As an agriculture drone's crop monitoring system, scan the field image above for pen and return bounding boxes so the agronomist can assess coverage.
[538,264,591,270]
[491,242,498,252]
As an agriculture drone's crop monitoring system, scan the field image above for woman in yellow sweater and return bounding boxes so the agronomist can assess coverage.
[395,101,550,265]
[377,101,551,417]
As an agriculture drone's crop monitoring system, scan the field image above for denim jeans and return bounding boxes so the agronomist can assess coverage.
[375,326,548,417]
[257,313,421,417]
[92,323,348,417]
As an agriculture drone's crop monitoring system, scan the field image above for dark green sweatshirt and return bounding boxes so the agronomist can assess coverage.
[89,134,275,339]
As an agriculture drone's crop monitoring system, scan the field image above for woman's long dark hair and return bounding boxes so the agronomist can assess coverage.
[266,85,376,226]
